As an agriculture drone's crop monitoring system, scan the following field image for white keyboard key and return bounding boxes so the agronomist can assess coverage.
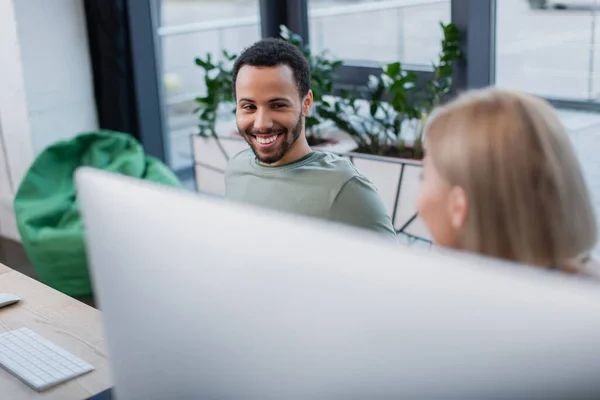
[0,327,94,391]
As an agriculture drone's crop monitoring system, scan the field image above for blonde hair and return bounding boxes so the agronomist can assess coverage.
[424,87,597,272]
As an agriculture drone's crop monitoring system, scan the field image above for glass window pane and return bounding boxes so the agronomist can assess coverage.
[159,0,260,172]
[495,1,600,255]
[308,0,451,65]
[496,0,600,101]
[161,0,258,27]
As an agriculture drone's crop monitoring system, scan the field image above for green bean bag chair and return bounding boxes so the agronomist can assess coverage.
[14,131,183,298]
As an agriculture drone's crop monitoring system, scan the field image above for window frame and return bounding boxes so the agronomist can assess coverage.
[126,0,170,163]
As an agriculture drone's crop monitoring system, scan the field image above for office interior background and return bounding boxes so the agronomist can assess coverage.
[2,0,600,254]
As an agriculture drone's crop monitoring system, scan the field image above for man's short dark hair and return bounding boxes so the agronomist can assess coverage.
[232,38,310,100]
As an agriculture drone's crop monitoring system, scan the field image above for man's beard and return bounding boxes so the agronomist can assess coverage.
[240,113,304,165]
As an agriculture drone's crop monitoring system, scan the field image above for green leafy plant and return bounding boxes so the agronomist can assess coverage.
[412,22,462,156]
[321,22,462,159]
[424,22,462,112]
[318,64,418,156]
[193,50,237,138]
[318,63,421,157]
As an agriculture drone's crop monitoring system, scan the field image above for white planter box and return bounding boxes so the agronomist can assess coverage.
[346,153,430,243]
[192,135,248,196]
[192,134,431,242]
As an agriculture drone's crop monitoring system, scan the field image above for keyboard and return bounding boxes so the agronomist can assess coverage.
[0,327,94,391]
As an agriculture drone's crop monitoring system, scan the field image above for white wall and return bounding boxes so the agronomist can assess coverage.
[0,0,98,241]
[13,0,98,153]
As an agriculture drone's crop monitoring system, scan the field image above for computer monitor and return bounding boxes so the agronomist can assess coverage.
[76,167,600,400]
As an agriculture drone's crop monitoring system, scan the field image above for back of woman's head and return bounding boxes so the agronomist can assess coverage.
[423,87,597,271]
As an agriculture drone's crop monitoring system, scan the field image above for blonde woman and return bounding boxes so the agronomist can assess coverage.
[417,87,598,277]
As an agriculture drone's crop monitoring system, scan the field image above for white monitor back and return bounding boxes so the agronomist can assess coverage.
[76,168,600,400]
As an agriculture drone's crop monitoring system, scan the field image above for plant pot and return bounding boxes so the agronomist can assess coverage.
[306,136,332,147]
[353,144,424,161]
[191,135,247,197]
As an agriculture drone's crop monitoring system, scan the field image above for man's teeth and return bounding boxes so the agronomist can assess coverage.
[256,134,278,144]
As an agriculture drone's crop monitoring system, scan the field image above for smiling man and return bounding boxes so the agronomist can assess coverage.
[224,38,396,239]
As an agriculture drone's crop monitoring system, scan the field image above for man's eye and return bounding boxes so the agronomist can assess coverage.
[272,103,286,109]
[242,104,255,110]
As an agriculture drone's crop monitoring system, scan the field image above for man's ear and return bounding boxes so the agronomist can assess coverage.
[302,90,314,116]
[448,186,468,230]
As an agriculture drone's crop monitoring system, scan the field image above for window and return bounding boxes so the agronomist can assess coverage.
[307,0,451,66]
[158,0,261,172]
[494,1,600,254]
[496,0,600,103]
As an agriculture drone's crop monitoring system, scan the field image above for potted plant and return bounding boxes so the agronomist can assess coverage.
[193,50,237,139]
[320,22,462,161]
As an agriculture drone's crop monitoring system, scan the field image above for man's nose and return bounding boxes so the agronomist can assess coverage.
[254,109,273,131]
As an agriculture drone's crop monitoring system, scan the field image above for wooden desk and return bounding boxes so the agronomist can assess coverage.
[0,263,113,399]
